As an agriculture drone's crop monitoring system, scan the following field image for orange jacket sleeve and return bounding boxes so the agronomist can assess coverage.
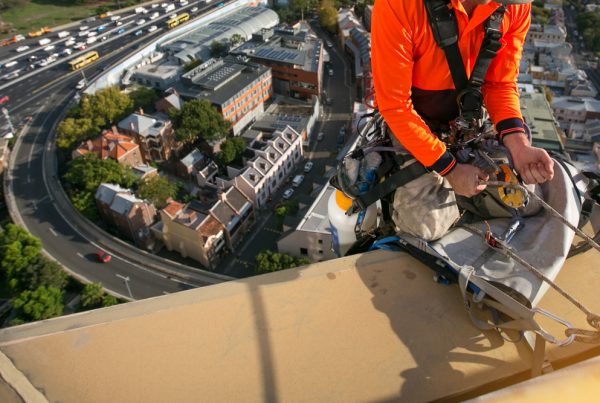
[371,0,456,176]
[483,4,531,141]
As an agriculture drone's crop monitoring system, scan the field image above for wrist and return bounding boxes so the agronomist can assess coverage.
[502,132,529,152]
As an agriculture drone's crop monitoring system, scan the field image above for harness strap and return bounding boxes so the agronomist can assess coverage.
[424,0,506,121]
[350,162,428,212]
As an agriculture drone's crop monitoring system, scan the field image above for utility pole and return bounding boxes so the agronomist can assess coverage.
[116,274,134,299]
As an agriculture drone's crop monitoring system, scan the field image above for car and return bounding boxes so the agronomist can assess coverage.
[292,174,305,188]
[28,55,38,61]
[326,98,333,106]
[61,48,72,56]
[136,19,146,25]
[100,35,108,41]
[16,45,29,52]
[85,17,96,23]
[326,40,333,48]
[75,43,87,51]
[282,188,294,200]
[148,25,158,33]
[65,39,76,46]
[328,68,334,76]
[79,25,89,31]
[317,132,325,141]
[304,161,314,173]
[0,95,9,104]
[78,31,89,37]
[339,126,346,136]
[96,250,112,263]
[134,30,143,36]
[76,79,86,89]
[87,31,97,37]
[4,60,18,68]
[191,6,198,12]
[150,12,159,20]
[116,21,123,26]
[97,25,106,32]
[117,28,126,34]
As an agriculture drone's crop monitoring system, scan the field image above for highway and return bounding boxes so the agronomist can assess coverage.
[2,1,235,300]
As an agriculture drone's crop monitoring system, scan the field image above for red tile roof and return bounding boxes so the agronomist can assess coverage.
[74,131,139,161]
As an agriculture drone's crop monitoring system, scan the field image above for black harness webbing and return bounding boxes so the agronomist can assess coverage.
[424,0,506,121]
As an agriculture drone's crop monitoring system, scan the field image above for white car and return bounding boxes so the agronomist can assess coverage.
[150,12,159,20]
[191,7,198,12]
[16,45,29,52]
[44,45,55,52]
[148,25,158,33]
[282,188,294,200]
[304,161,314,173]
[4,60,18,68]
[326,40,333,48]
[61,48,72,56]
[79,25,89,31]
[136,19,146,25]
[317,132,324,141]
[65,39,76,46]
[76,79,86,89]
[78,31,89,37]
[87,31,97,37]
[180,0,189,5]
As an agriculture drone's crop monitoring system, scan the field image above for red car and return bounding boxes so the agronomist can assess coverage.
[96,250,112,263]
[0,95,9,105]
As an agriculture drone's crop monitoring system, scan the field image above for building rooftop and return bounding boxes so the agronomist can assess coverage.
[224,186,250,213]
[180,149,205,169]
[110,192,142,216]
[95,183,127,206]
[74,131,138,161]
[118,113,168,138]
[296,185,335,233]
[552,96,600,113]
[1,248,599,401]
[520,91,564,152]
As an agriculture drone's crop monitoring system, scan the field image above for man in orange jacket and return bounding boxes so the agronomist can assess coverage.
[372,0,554,197]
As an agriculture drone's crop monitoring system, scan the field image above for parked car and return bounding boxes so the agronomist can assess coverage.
[96,250,112,263]
[304,161,314,173]
[282,188,294,200]
[326,40,333,48]
[317,132,325,141]
[292,175,305,188]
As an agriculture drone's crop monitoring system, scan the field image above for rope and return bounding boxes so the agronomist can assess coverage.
[469,180,600,343]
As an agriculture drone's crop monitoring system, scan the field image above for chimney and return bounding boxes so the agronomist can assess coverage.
[112,125,119,135]
[87,140,93,151]
[108,141,116,152]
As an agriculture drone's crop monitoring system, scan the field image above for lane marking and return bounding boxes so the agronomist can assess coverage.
[48,227,58,236]
[76,252,84,258]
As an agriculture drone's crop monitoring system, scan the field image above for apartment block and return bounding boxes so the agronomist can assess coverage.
[178,58,272,136]
[233,24,324,101]
[118,112,177,163]
[552,97,600,126]
[95,183,157,249]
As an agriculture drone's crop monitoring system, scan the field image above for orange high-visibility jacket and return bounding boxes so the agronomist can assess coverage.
[371,0,531,175]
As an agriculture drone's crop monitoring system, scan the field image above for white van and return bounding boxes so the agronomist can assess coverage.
[58,31,70,38]
[38,38,51,46]
[292,175,305,188]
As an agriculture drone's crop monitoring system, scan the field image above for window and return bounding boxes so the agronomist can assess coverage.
[300,248,308,255]
[318,239,323,244]
[318,250,323,254]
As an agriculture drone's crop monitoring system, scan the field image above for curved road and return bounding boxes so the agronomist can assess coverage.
[5,37,233,301]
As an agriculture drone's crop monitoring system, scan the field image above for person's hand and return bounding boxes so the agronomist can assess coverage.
[503,133,554,184]
[445,163,489,197]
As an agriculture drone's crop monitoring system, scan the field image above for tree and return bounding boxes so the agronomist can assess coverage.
[229,34,244,48]
[183,58,203,72]
[56,117,98,150]
[16,256,68,293]
[129,87,159,112]
[254,250,309,274]
[12,286,64,323]
[171,99,230,145]
[210,40,226,57]
[64,154,137,194]
[70,190,100,221]
[80,283,105,309]
[79,86,134,128]
[102,294,118,307]
[0,224,41,283]
[137,175,177,209]
[318,0,338,34]
[214,137,245,167]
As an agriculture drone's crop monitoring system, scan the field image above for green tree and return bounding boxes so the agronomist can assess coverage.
[183,58,203,72]
[229,33,244,48]
[254,250,309,274]
[129,87,159,112]
[0,224,41,284]
[171,99,230,145]
[16,256,68,293]
[12,286,64,323]
[102,294,118,307]
[56,117,98,150]
[80,283,105,309]
[210,40,226,57]
[64,154,137,194]
[137,175,177,209]
[80,86,134,128]
[319,0,338,34]
[214,137,245,167]
[71,190,100,221]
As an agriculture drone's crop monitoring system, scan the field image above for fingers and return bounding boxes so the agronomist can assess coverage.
[521,163,550,184]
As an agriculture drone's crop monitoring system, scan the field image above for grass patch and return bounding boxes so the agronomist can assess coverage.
[1,1,134,37]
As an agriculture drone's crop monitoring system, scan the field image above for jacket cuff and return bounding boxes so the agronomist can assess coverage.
[496,118,525,144]
[427,151,456,176]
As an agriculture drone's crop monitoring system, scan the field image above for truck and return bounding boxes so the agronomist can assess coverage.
[57,31,70,38]
[38,38,51,46]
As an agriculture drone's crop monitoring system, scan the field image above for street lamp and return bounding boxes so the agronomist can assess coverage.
[116,274,134,299]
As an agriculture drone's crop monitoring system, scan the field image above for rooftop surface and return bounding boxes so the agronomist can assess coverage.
[0,248,599,402]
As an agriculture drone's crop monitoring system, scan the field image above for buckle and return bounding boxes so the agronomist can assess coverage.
[485,27,502,41]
